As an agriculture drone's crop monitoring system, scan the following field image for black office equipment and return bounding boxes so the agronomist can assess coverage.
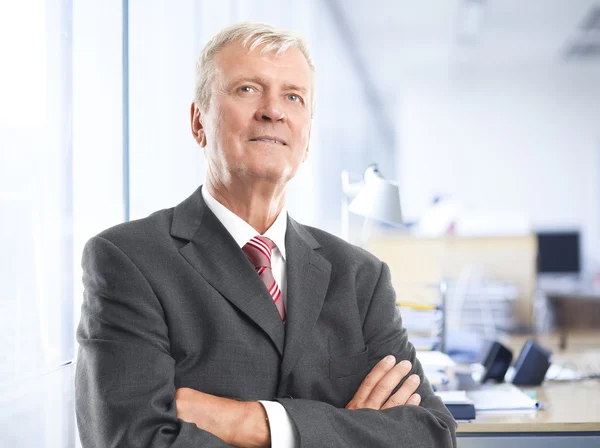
[446,403,476,420]
[511,339,552,386]
[537,231,581,274]
[479,340,513,383]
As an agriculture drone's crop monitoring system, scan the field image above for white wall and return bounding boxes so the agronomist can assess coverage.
[128,0,204,220]
[397,63,600,270]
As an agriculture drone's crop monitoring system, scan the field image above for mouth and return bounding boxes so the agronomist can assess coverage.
[249,136,287,146]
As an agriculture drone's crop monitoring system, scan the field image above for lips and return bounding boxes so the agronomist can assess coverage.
[249,136,287,145]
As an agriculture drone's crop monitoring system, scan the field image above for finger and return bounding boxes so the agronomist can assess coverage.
[346,355,397,409]
[406,393,421,406]
[380,374,421,410]
[362,360,413,409]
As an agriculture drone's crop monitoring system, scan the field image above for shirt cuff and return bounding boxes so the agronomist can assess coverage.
[258,400,299,448]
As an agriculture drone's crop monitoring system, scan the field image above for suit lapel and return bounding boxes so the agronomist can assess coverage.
[171,186,285,355]
[280,218,332,384]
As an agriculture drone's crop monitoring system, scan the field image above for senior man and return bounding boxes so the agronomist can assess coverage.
[75,22,456,448]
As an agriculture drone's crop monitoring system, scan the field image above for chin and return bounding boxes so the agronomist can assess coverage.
[240,163,293,183]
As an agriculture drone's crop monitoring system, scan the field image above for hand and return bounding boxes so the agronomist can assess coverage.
[345,355,422,410]
[175,388,269,448]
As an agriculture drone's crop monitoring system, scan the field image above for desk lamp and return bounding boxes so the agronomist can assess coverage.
[341,164,403,245]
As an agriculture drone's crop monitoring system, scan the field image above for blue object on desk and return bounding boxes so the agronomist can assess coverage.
[446,403,476,420]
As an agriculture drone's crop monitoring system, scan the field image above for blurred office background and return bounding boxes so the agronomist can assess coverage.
[1,0,599,446]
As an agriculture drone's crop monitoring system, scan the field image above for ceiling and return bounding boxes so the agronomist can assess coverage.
[341,0,600,68]
[322,0,600,123]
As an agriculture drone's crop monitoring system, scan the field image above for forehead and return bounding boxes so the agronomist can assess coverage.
[212,41,312,88]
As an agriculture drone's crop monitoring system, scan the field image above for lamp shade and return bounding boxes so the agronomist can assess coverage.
[348,165,403,227]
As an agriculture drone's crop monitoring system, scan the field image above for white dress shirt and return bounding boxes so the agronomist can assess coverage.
[201,186,299,447]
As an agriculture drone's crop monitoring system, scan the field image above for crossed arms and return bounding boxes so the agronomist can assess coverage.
[76,235,457,447]
[175,354,431,447]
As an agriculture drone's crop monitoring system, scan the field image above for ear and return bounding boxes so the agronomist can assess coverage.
[190,102,207,147]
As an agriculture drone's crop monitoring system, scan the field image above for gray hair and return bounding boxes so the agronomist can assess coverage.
[194,21,315,115]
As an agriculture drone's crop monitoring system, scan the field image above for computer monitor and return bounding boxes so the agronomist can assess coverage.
[536,231,581,275]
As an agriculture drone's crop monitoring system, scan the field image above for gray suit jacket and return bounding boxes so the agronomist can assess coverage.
[76,186,457,447]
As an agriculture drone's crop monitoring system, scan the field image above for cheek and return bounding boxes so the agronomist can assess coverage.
[212,109,231,142]
[204,110,232,165]
[218,102,250,137]
[206,103,245,143]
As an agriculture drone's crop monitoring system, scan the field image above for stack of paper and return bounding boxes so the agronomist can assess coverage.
[416,351,456,387]
[436,383,539,420]
[436,390,471,404]
[466,383,538,412]
[401,306,443,351]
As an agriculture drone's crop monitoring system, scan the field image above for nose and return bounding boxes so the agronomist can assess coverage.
[254,94,286,122]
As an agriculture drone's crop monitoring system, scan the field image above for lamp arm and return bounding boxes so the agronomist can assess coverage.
[358,217,373,248]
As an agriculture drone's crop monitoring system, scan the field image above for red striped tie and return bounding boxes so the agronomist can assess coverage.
[242,236,286,322]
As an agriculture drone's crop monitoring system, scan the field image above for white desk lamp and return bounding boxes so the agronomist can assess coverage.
[341,164,403,244]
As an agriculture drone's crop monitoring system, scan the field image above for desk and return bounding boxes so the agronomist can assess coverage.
[457,380,600,447]
[456,333,600,447]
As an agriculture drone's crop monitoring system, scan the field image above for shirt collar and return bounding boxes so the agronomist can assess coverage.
[201,186,287,260]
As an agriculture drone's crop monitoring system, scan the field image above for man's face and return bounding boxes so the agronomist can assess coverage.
[191,42,313,186]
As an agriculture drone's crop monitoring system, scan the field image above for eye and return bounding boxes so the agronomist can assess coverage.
[287,94,302,103]
[240,86,255,93]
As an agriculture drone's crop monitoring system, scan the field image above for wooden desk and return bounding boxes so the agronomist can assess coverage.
[456,333,600,447]
[458,380,600,432]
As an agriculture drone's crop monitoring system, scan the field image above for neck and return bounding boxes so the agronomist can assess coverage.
[205,176,286,235]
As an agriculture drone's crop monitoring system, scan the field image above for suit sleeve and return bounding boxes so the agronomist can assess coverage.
[275,262,457,448]
[75,236,233,448]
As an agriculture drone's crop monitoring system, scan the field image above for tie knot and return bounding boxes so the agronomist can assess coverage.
[243,236,275,268]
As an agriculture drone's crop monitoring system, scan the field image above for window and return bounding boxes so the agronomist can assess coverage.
[0,1,75,446]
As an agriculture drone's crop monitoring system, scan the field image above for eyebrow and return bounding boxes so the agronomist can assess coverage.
[283,83,308,95]
[228,76,308,94]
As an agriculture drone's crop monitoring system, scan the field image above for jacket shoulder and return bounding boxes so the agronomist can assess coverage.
[300,224,382,270]
[92,208,175,251]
